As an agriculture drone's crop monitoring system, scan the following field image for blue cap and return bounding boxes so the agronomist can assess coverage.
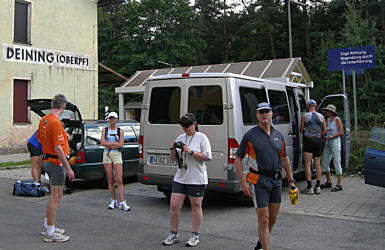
[307,99,317,106]
[256,102,272,111]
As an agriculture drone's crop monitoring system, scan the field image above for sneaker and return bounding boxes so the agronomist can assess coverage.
[108,199,117,209]
[42,232,70,243]
[303,187,314,195]
[314,186,321,194]
[162,232,179,246]
[255,240,262,250]
[185,234,200,247]
[119,200,131,211]
[40,226,65,236]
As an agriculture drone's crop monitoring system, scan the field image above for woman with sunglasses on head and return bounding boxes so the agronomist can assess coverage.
[162,113,212,247]
[321,104,344,192]
[100,112,131,211]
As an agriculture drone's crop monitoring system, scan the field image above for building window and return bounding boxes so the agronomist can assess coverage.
[13,79,30,124]
[14,1,30,44]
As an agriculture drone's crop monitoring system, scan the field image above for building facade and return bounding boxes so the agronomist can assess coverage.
[0,0,98,152]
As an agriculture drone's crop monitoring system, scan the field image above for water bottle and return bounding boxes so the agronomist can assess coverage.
[289,185,298,205]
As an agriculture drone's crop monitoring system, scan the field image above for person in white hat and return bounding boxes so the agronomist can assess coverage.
[101,112,131,211]
[321,104,344,191]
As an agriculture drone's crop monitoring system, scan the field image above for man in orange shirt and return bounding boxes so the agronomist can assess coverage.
[36,94,75,243]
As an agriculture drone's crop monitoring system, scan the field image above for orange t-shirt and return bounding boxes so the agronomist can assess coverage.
[36,113,69,166]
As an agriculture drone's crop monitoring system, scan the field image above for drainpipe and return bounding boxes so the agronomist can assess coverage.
[119,93,124,120]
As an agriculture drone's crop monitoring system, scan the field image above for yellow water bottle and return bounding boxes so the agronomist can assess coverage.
[289,185,298,205]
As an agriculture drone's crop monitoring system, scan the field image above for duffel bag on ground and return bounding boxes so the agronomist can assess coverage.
[12,180,49,197]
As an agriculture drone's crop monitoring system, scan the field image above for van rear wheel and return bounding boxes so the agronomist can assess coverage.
[233,192,253,207]
[163,191,171,199]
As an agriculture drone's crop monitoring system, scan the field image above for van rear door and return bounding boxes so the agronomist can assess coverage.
[186,78,228,181]
[317,94,351,169]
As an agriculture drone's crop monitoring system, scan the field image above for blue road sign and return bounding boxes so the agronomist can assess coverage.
[344,68,364,75]
[328,46,375,72]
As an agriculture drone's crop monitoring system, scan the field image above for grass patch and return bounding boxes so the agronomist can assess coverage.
[0,160,31,169]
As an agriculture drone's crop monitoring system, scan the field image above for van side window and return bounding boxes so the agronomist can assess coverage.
[268,90,290,124]
[240,87,267,125]
[149,87,181,124]
[188,85,223,125]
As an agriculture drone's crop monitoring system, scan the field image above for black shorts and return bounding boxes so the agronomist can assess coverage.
[251,184,282,208]
[27,142,42,157]
[303,137,322,157]
[172,181,206,197]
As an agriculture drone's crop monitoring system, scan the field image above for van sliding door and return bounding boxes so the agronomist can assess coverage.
[265,83,294,170]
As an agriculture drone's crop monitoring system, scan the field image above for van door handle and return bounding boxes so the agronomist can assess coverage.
[368,155,376,159]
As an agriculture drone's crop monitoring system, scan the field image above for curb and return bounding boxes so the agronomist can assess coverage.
[0,165,31,171]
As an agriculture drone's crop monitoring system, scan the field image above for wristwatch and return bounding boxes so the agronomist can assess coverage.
[190,150,194,156]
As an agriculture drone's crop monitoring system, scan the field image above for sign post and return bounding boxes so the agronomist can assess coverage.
[328,45,375,141]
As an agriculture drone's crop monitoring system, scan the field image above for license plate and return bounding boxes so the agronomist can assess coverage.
[149,155,176,166]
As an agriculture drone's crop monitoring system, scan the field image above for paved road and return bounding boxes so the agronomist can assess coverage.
[0,168,384,250]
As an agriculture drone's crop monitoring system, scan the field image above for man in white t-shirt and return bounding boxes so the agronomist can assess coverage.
[162,113,212,248]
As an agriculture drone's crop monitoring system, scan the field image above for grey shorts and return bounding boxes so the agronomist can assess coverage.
[42,161,66,186]
[251,184,282,208]
[172,181,206,197]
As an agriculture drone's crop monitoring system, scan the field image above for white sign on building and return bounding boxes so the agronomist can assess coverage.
[2,43,90,69]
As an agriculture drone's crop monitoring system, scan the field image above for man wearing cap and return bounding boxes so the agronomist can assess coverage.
[300,99,326,195]
[235,102,298,250]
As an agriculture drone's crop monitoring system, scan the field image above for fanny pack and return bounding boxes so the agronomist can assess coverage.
[42,153,69,161]
[249,168,282,180]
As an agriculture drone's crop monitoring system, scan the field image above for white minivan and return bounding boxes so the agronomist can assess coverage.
[137,73,350,199]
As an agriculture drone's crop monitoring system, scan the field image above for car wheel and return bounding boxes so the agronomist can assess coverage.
[163,190,171,199]
[101,174,109,189]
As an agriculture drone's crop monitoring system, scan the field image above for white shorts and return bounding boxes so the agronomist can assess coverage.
[103,151,122,164]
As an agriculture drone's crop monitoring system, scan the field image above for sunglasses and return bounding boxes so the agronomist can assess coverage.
[258,109,271,114]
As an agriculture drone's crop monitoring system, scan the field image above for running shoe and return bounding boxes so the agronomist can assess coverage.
[108,199,118,209]
[119,200,131,211]
[255,240,262,250]
[303,187,314,195]
[42,232,70,243]
[185,234,199,247]
[162,232,179,246]
[314,186,321,194]
[40,226,65,236]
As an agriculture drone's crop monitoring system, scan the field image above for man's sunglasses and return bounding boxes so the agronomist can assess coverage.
[258,109,271,114]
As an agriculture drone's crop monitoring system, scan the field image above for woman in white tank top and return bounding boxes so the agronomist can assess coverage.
[320,105,344,191]
[101,112,131,211]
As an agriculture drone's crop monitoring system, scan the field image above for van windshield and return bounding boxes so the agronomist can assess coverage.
[149,87,181,124]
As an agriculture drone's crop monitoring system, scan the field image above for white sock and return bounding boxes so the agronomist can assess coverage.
[47,225,55,236]
[44,218,48,229]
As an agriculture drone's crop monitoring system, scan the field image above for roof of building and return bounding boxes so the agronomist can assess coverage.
[98,63,128,85]
[120,58,312,88]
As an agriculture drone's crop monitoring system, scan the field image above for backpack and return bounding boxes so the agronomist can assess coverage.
[12,180,49,197]
[105,127,122,152]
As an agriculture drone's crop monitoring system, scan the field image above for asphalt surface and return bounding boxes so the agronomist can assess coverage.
[0,167,384,250]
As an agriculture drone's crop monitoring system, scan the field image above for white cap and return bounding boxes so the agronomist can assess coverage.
[106,112,118,119]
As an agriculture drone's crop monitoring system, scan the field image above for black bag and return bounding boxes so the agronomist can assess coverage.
[12,179,49,197]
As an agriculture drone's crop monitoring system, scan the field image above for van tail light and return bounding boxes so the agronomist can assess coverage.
[139,135,143,158]
[228,138,239,164]
[75,150,86,164]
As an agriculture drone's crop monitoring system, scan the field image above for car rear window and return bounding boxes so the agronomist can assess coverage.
[240,87,267,125]
[85,124,139,147]
[149,87,181,124]
[188,85,223,125]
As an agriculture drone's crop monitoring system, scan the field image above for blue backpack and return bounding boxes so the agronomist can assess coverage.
[12,180,49,197]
